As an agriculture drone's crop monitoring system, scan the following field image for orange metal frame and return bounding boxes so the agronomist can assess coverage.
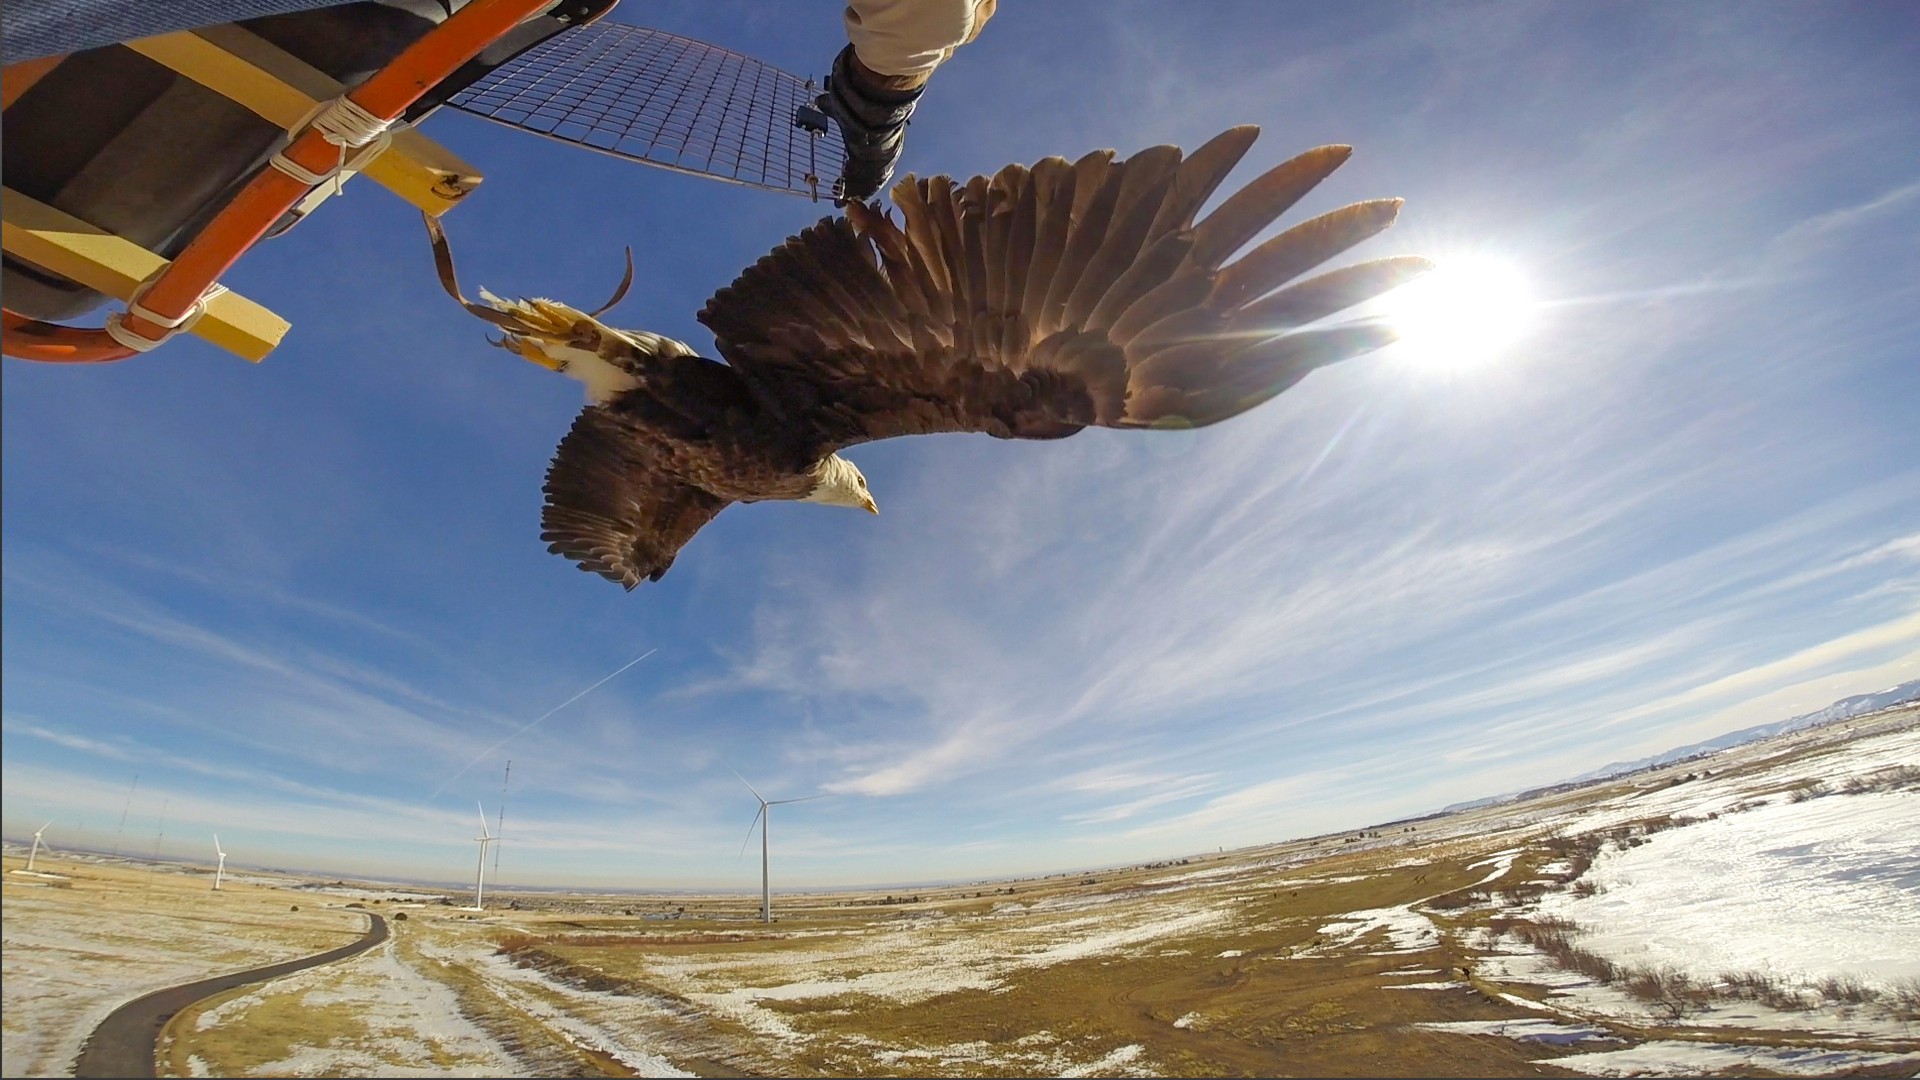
[2,0,554,364]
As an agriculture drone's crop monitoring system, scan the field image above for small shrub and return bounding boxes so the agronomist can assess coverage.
[393,911,408,921]
[495,933,541,956]
[1842,765,1920,795]
[1499,883,1547,905]
[1816,974,1871,1005]
[1886,977,1920,1019]
[1620,965,1711,1019]
[290,905,300,911]
[1788,778,1828,803]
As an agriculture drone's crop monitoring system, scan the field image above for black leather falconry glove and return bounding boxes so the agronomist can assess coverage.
[816,43,923,205]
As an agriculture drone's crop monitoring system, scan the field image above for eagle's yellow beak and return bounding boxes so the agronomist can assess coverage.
[863,496,879,515]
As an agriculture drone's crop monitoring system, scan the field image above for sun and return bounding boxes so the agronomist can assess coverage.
[1380,255,1536,372]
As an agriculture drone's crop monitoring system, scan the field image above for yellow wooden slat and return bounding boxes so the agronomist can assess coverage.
[124,26,482,217]
[2,187,289,362]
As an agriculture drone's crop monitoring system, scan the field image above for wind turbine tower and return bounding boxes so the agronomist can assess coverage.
[25,820,53,872]
[212,834,228,891]
[737,776,821,924]
[471,802,496,911]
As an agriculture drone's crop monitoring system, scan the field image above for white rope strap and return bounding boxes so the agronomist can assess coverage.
[268,96,401,190]
[104,269,230,352]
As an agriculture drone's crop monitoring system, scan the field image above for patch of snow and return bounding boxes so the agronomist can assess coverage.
[1287,873,1375,886]
[1142,864,1258,886]
[1415,1018,1615,1044]
[1467,849,1524,887]
[1060,1043,1146,1077]
[1304,904,1439,955]
[190,936,518,1076]
[1551,1041,1920,1077]
[411,932,698,1075]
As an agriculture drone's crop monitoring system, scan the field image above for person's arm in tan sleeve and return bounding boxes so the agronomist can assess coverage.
[816,0,997,202]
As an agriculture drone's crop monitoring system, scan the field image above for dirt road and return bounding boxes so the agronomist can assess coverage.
[73,911,388,1078]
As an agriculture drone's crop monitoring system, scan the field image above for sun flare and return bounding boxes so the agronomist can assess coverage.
[1382,256,1536,371]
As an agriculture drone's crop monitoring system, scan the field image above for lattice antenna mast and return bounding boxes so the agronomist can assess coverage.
[447,21,846,201]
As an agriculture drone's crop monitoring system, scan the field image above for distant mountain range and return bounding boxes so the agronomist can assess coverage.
[1440,678,1920,813]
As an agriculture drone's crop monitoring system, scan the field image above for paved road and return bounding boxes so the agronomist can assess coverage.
[74,911,388,1078]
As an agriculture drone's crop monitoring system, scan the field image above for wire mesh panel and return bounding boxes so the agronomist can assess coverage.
[447,21,846,200]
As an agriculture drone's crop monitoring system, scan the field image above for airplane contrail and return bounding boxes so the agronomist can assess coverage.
[432,648,657,797]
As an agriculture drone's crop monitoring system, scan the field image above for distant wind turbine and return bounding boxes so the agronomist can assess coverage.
[24,820,53,872]
[736,775,822,924]
[470,801,497,911]
[493,760,511,877]
[212,834,228,891]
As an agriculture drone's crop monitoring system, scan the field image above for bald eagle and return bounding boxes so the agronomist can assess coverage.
[428,126,1430,589]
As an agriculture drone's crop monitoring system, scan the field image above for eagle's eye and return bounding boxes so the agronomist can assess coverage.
[857,476,867,489]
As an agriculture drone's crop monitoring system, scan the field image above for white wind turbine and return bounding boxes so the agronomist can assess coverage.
[470,801,496,911]
[212,834,228,891]
[24,820,54,872]
[736,775,822,924]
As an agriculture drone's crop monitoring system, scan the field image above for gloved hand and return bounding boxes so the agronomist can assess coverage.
[816,44,923,204]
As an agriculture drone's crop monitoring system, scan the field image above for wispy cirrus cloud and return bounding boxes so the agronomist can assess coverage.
[6,2,1917,887]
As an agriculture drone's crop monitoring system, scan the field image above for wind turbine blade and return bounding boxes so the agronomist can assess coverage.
[39,820,54,833]
[769,794,827,806]
[732,770,765,804]
[213,833,222,854]
[477,801,493,839]
[737,805,765,860]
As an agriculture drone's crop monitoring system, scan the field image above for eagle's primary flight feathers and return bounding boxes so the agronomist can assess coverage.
[430,126,1431,589]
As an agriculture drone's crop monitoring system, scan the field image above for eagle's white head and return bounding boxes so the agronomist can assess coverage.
[805,454,879,514]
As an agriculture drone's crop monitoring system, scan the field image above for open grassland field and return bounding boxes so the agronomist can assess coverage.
[6,706,1917,1078]
[0,855,367,1077]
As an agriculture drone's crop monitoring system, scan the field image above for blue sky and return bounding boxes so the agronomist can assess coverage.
[4,1,1917,889]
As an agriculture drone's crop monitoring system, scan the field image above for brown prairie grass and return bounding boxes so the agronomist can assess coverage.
[497,855,1585,1078]
[163,991,376,1076]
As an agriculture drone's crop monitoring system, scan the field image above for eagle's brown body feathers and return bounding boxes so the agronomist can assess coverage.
[438,126,1430,589]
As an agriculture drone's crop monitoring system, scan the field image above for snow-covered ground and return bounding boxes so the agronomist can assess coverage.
[1436,711,1920,1075]
[180,937,516,1078]
[410,927,697,1076]
[0,882,365,1078]
[1536,791,1919,991]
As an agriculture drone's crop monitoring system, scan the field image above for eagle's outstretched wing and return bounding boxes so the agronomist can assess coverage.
[541,405,732,589]
[698,126,1430,450]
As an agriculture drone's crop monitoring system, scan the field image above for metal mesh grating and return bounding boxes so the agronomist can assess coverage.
[447,21,846,200]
